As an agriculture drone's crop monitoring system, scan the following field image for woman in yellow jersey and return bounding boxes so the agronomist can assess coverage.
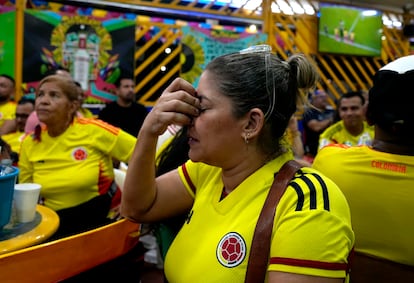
[122,46,354,282]
[19,75,136,239]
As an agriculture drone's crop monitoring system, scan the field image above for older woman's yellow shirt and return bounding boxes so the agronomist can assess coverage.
[18,117,136,211]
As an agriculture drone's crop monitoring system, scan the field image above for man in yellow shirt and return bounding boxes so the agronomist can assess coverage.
[2,97,35,154]
[318,91,373,150]
[0,74,17,135]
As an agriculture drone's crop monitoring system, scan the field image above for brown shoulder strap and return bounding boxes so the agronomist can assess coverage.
[245,160,302,283]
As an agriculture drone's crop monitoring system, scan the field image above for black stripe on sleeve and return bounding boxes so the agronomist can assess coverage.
[290,182,304,211]
[301,175,317,210]
[290,173,331,212]
[311,173,330,211]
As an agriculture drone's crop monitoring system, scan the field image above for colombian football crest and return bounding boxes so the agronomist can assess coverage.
[72,147,88,161]
[216,232,246,268]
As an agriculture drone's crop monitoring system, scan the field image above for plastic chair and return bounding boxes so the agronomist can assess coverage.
[0,218,140,283]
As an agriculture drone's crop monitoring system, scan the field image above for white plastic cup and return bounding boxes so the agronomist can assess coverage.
[13,183,41,223]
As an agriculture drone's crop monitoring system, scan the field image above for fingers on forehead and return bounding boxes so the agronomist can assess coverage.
[169,78,195,95]
[174,90,198,105]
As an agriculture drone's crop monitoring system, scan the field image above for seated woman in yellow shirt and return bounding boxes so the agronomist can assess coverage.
[19,75,137,239]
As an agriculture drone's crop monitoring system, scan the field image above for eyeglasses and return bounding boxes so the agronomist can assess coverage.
[239,44,276,122]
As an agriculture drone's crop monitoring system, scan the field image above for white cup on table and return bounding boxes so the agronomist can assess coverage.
[13,183,41,223]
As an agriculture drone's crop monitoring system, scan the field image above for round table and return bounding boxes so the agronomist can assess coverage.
[0,205,60,255]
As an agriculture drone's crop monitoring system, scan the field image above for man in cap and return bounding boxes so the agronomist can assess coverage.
[312,55,414,280]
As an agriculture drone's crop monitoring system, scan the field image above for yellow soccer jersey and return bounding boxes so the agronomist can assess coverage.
[319,120,374,151]
[0,101,16,127]
[2,130,25,153]
[164,154,354,282]
[79,107,94,118]
[313,145,414,266]
[19,117,136,211]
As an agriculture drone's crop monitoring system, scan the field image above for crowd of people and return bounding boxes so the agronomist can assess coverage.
[0,49,413,281]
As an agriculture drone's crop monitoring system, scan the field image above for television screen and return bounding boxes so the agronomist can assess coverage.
[318,4,383,56]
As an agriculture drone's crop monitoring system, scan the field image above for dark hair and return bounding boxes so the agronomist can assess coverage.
[0,74,15,87]
[338,91,365,107]
[156,127,189,176]
[205,51,318,158]
[0,138,17,164]
[115,73,134,88]
[18,96,35,106]
[43,66,70,78]
[367,69,414,137]
[0,138,11,153]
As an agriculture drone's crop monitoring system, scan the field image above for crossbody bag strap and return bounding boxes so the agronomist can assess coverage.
[245,160,303,283]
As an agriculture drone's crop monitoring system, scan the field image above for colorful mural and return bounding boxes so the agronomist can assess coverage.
[180,24,267,87]
[22,10,136,103]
